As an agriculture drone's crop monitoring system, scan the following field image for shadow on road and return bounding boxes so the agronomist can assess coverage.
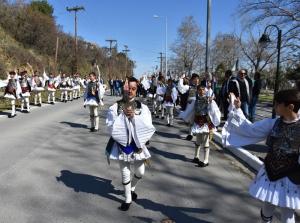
[136,198,212,223]
[155,130,180,139]
[0,111,10,117]
[56,170,123,203]
[149,146,189,162]
[60,121,88,129]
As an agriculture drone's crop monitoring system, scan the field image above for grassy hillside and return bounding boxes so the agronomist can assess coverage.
[0,25,54,79]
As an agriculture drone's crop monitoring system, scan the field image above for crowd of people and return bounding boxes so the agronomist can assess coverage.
[0,69,106,119]
[105,71,299,223]
[0,67,299,222]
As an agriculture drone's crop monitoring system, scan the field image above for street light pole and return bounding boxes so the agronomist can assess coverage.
[259,24,282,119]
[153,15,168,77]
[205,0,211,73]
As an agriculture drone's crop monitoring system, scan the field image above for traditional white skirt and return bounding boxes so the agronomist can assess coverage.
[84,97,98,106]
[108,142,151,162]
[32,87,44,92]
[164,102,174,107]
[4,93,16,100]
[249,166,300,210]
[47,88,56,92]
[21,92,30,97]
[191,123,210,135]
[73,85,80,90]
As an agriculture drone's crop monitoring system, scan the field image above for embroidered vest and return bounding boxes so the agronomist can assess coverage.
[87,81,98,98]
[188,85,197,98]
[5,79,17,95]
[264,119,300,184]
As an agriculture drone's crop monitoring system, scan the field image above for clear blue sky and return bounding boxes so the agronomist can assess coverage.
[48,0,240,77]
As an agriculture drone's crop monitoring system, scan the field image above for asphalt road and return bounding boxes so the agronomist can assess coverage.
[0,95,283,223]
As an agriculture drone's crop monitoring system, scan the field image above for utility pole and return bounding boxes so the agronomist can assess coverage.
[122,45,130,78]
[205,0,211,73]
[66,6,84,73]
[54,36,59,74]
[158,52,163,74]
[106,39,117,79]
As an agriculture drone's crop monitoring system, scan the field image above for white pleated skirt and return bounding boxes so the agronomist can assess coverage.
[108,142,151,162]
[84,97,98,106]
[249,166,300,210]
[4,94,16,100]
[21,92,30,97]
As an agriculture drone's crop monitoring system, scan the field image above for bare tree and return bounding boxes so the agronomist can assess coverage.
[210,33,241,71]
[238,0,300,65]
[170,16,203,76]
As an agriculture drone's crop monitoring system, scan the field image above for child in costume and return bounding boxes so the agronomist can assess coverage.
[191,84,220,167]
[222,90,300,223]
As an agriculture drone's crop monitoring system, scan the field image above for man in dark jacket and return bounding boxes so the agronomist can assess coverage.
[249,72,262,122]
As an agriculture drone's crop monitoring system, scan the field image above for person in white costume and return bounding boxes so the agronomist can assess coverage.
[154,76,166,119]
[19,70,31,112]
[191,84,220,167]
[3,71,22,118]
[105,77,155,211]
[44,72,58,104]
[59,73,69,103]
[178,73,200,141]
[84,72,101,132]
[163,79,178,126]
[67,75,74,101]
[222,90,300,223]
[31,71,45,106]
[72,73,82,100]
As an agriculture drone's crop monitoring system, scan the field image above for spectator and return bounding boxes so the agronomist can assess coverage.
[220,70,232,120]
[249,72,262,122]
[228,69,251,118]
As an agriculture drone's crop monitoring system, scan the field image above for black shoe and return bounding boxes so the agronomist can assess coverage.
[8,114,16,118]
[25,110,30,113]
[38,103,42,107]
[167,124,171,127]
[90,127,95,132]
[197,161,209,168]
[145,141,150,145]
[64,100,67,103]
[161,117,164,120]
[131,191,138,201]
[119,202,131,211]
[155,115,159,118]
[192,157,200,163]
[51,102,55,105]
[185,135,193,141]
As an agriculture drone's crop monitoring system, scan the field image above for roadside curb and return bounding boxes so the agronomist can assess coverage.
[213,132,263,172]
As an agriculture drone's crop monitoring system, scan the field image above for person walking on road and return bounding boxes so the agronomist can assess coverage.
[105,77,155,211]
[191,84,221,167]
[84,72,101,132]
[223,90,300,223]
[3,71,22,118]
